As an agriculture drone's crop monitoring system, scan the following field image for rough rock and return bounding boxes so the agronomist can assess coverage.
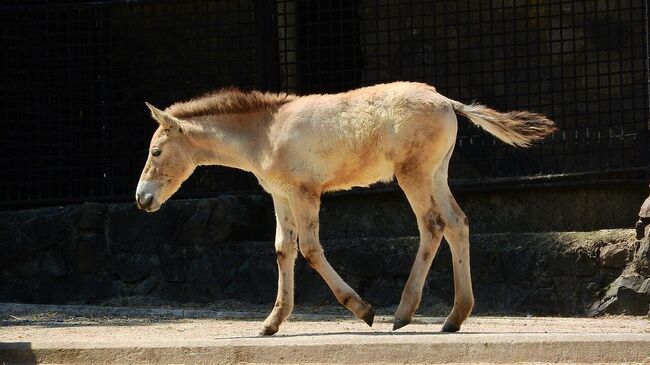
[588,274,650,316]
[111,254,159,283]
[39,249,66,278]
[614,276,650,315]
[634,238,650,276]
[75,202,107,233]
[599,243,633,268]
[76,235,108,273]
[132,276,160,296]
[328,249,386,278]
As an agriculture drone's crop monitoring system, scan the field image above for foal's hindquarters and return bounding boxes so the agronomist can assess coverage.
[390,106,473,332]
[260,100,474,334]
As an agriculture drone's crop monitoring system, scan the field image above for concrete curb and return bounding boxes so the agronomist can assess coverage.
[2,334,650,364]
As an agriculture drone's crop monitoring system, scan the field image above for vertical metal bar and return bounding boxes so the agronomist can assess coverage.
[254,0,280,91]
[645,0,650,131]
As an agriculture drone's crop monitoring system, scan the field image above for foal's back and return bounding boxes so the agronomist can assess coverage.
[266,82,458,193]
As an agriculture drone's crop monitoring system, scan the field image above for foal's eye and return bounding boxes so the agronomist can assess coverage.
[151,149,161,157]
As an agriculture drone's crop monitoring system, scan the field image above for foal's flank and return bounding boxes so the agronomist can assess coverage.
[135,82,556,335]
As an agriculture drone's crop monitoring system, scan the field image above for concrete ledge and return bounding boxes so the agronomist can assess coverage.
[1,305,649,364]
[3,337,649,364]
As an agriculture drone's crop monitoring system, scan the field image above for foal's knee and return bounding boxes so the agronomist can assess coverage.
[276,247,297,264]
[275,236,297,260]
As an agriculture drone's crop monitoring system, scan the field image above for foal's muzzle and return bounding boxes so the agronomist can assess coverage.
[136,180,162,212]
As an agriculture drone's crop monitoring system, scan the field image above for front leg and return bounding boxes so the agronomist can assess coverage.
[288,186,375,326]
[260,195,298,336]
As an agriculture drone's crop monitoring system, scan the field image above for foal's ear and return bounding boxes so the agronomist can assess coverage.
[145,102,184,133]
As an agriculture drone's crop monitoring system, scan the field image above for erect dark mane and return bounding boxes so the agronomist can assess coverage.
[165,88,298,119]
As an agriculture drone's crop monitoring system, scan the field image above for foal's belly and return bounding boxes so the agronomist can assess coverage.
[321,156,394,192]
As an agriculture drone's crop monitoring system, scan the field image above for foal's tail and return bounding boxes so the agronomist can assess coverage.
[449,100,556,147]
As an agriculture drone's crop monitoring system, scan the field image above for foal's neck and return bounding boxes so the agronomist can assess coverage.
[186,111,271,173]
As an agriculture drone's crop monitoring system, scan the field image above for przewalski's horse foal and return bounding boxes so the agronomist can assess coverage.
[136,82,555,335]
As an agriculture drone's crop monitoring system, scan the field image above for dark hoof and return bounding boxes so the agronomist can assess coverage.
[259,325,278,336]
[361,306,375,327]
[392,319,411,331]
[441,321,460,333]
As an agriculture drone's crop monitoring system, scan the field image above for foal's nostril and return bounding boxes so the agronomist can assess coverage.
[142,194,153,207]
[136,193,154,210]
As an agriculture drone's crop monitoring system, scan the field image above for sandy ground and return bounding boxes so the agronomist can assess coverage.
[1,303,649,364]
[3,314,649,345]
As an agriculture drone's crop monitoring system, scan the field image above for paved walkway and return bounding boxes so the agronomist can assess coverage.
[0,303,649,364]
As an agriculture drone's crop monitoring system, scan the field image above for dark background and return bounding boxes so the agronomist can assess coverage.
[2,0,649,208]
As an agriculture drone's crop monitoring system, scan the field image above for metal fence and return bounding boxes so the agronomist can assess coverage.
[2,0,649,208]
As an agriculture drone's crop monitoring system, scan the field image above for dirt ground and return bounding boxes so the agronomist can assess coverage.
[1,303,648,330]
[1,303,649,364]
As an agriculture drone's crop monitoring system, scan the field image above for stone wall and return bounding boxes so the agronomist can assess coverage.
[0,196,273,304]
[320,183,647,238]
[1,192,648,315]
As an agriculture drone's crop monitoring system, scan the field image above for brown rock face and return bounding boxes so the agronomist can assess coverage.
[599,243,633,268]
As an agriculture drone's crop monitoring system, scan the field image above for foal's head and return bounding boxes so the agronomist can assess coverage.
[135,103,196,212]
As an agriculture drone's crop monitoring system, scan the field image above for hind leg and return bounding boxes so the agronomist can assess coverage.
[437,183,474,332]
[393,170,446,330]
